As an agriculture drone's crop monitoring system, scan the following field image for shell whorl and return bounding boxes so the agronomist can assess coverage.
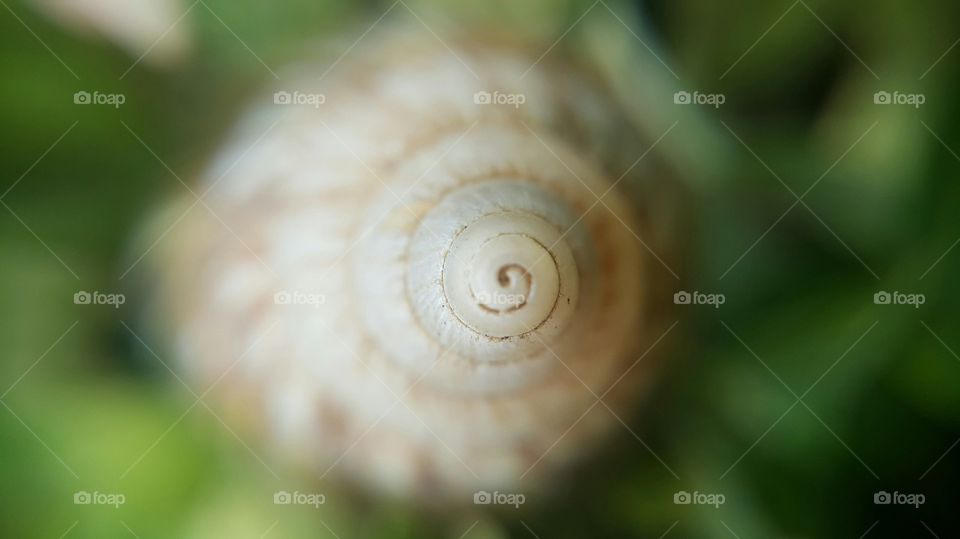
[359,168,592,390]
[441,209,574,339]
[154,27,662,499]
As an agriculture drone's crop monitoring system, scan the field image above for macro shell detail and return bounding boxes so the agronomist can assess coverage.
[153,28,665,498]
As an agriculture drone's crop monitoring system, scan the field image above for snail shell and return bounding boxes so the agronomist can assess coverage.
[150,25,671,500]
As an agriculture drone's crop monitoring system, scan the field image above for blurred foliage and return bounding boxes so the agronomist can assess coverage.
[1,0,959,537]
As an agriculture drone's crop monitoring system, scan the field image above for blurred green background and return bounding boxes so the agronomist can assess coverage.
[1,0,958,537]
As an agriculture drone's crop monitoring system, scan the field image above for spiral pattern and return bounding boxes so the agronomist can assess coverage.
[151,27,665,499]
[443,211,569,338]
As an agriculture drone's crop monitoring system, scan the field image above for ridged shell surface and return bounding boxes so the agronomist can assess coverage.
[153,27,667,499]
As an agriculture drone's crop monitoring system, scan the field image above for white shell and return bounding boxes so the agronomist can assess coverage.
[31,0,190,67]
[150,26,667,500]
